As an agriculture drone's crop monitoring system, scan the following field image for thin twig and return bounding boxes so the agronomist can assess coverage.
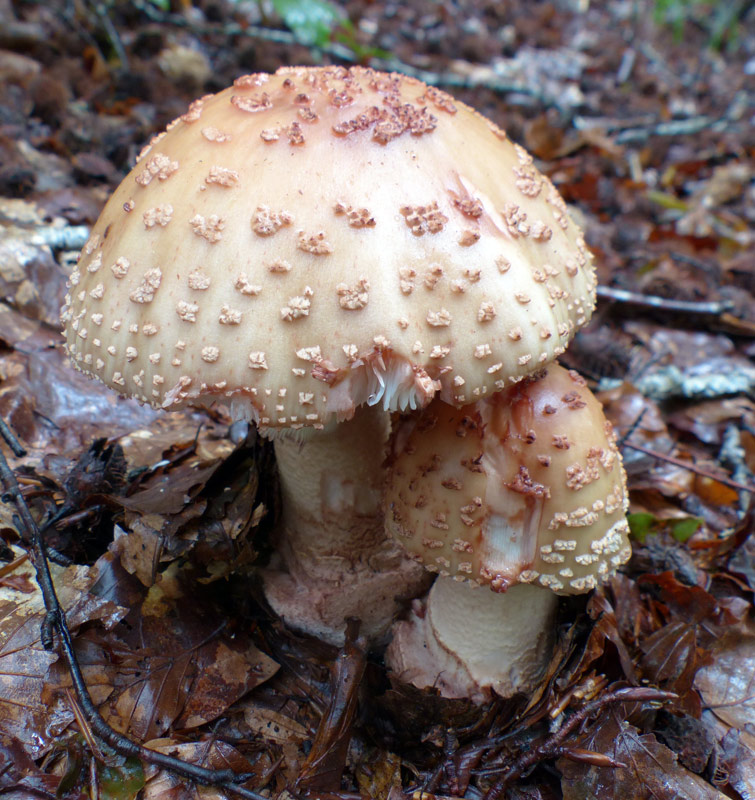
[621,439,754,495]
[128,0,548,104]
[596,285,734,316]
[0,421,266,799]
[480,687,677,799]
[0,418,26,457]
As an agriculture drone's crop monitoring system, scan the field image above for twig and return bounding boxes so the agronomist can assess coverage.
[621,439,755,495]
[480,687,676,799]
[0,420,266,799]
[0,418,26,457]
[574,91,747,143]
[130,0,359,60]
[596,285,734,316]
[127,0,548,104]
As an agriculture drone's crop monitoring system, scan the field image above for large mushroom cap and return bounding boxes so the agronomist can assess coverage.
[63,66,596,430]
[385,362,632,594]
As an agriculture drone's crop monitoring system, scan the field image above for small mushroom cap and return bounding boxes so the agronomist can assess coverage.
[385,362,631,594]
[63,66,596,430]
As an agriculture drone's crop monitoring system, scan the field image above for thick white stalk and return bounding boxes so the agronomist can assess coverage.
[262,405,429,644]
[386,577,558,703]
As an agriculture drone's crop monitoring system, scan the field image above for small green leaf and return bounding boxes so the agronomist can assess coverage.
[627,512,656,543]
[98,757,145,800]
[646,190,689,212]
[627,512,703,544]
[271,0,343,47]
[670,516,703,543]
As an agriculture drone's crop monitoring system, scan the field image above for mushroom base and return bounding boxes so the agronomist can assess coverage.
[262,405,430,645]
[386,577,558,703]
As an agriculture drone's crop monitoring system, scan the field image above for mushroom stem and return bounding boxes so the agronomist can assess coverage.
[386,577,558,703]
[263,405,430,644]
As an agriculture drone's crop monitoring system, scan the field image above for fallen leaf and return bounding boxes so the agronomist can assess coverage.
[559,714,728,799]
[695,619,755,732]
[0,547,126,757]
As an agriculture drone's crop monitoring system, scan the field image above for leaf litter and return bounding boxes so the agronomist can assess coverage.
[0,0,754,797]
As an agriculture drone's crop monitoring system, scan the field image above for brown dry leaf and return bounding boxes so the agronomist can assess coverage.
[717,722,755,799]
[120,459,222,517]
[559,589,637,688]
[356,751,403,800]
[0,205,68,326]
[654,710,718,774]
[0,302,45,349]
[667,397,755,445]
[559,714,728,799]
[176,638,278,730]
[98,561,276,741]
[728,533,755,591]
[637,572,718,624]
[692,473,741,509]
[0,547,126,758]
[296,634,366,792]
[242,701,310,785]
[639,620,697,693]
[140,738,262,800]
[116,416,232,473]
[607,574,647,647]
[67,553,279,743]
[111,521,165,587]
[243,703,310,745]
[695,619,755,732]
[0,734,85,799]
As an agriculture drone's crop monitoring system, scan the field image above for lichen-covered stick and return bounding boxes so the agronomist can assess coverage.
[62,66,597,644]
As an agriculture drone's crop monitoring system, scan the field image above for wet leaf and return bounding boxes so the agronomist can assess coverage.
[296,631,366,792]
[637,572,718,625]
[140,738,261,799]
[176,638,279,730]
[0,547,126,758]
[695,619,755,732]
[654,710,717,774]
[559,714,728,799]
[0,735,75,798]
[98,756,145,799]
[640,621,697,693]
[356,751,402,800]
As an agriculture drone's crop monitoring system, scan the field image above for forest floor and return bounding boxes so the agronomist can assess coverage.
[0,0,754,798]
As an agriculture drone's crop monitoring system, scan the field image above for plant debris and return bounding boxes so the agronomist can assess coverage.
[0,0,753,797]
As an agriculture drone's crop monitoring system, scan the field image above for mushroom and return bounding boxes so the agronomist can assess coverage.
[384,362,631,701]
[61,66,597,644]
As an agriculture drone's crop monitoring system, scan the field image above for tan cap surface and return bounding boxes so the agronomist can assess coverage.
[63,66,596,429]
[385,362,631,594]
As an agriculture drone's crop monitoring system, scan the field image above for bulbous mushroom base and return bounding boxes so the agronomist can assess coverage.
[386,577,558,704]
[263,538,431,645]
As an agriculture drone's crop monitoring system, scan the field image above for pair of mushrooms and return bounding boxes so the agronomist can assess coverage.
[62,65,631,702]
